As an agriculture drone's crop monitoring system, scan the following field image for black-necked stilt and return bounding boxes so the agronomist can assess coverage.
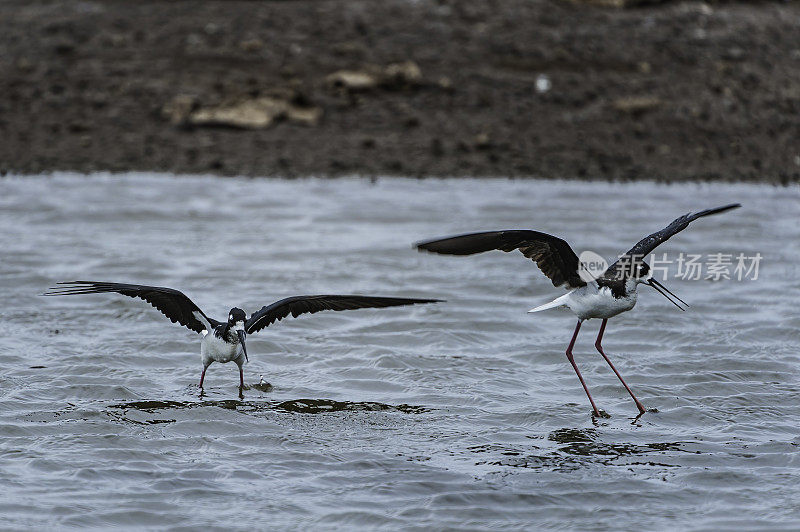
[416,204,740,417]
[44,281,440,397]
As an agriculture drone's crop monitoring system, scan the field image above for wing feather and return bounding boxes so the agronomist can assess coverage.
[44,281,219,334]
[604,203,741,278]
[416,230,586,289]
[245,295,440,334]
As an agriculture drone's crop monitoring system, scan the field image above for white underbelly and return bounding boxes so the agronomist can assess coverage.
[201,333,244,364]
[567,286,637,320]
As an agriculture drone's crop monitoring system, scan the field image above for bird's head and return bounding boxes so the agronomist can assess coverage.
[228,307,248,361]
[228,307,247,327]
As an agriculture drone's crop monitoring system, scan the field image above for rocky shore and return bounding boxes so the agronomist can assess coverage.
[1,0,798,182]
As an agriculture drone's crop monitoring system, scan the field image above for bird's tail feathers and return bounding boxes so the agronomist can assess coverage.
[528,293,571,314]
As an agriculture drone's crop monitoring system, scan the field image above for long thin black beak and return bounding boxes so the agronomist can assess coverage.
[647,278,688,311]
[237,329,248,362]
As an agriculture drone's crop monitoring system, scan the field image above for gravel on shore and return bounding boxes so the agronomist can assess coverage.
[1,0,798,183]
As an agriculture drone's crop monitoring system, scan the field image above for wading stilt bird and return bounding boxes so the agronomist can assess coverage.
[415,204,740,416]
[44,281,440,397]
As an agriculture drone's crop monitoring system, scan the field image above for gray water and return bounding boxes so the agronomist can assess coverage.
[1,174,799,530]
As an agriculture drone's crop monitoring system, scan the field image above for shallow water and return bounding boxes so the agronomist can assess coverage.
[1,174,799,530]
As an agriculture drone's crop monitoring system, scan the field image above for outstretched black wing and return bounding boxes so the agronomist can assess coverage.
[604,203,741,278]
[415,230,586,289]
[246,295,441,334]
[44,281,220,334]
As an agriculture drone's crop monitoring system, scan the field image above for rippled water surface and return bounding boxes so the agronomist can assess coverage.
[1,175,799,530]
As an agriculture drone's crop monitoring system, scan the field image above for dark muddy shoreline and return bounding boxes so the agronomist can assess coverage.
[1,0,799,182]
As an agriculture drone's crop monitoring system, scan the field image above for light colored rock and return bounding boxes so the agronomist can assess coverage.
[474,132,491,149]
[613,96,662,113]
[175,96,322,129]
[383,61,422,87]
[535,74,551,94]
[326,70,380,90]
[286,105,323,126]
[189,98,286,129]
[326,61,423,91]
[239,38,264,52]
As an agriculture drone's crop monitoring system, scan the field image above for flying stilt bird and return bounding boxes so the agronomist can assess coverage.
[415,204,740,416]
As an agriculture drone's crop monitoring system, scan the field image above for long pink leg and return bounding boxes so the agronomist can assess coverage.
[199,366,208,388]
[565,320,600,416]
[595,319,646,414]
